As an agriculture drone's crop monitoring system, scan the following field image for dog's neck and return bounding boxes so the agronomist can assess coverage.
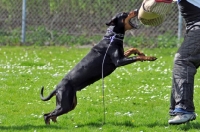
[104,26,124,41]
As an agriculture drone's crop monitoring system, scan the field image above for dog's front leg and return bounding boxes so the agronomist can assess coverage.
[124,48,145,57]
[116,55,157,67]
[136,55,157,62]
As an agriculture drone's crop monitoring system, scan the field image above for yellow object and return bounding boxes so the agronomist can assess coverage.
[138,0,173,26]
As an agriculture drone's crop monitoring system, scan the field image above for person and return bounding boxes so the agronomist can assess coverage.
[137,0,200,125]
[168,0,200,125]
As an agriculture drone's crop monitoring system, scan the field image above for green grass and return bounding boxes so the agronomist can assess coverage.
[0,46,200,132]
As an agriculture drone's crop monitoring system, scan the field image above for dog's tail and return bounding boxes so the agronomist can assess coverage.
[40,86,56,101]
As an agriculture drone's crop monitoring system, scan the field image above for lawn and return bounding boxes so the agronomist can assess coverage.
[0,46,200,132]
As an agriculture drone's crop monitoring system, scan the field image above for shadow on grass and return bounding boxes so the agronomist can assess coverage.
[77,122,104,128]
[76,120,200,130]
[76,120,146,128]
[0,125,62,131]
[174,122,200,131]
[1,121,200,131]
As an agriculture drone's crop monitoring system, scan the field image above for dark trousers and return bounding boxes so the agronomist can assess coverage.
[170,28,200,112]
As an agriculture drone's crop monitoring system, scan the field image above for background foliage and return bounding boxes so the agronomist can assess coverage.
[0,0,183,47]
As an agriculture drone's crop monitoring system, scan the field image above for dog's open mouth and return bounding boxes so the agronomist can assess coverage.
[129,17,139,29]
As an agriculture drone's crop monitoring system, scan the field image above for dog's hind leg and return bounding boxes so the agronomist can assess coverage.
[72,93,77,110]
[43,85,77,125]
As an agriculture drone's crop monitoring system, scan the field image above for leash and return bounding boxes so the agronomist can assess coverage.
[101,31,123,125]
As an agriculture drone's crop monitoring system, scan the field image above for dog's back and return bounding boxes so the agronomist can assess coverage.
[62,39,122,91]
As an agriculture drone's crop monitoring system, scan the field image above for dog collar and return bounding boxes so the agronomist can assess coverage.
[108,30,124,37]
[103,36,123,42]
[104,30,124,41]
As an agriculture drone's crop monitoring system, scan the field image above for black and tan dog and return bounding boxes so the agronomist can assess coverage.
[40,10,157,125]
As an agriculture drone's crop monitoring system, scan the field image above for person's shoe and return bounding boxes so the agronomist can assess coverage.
[169,109,177,116]
[168,113,196,125]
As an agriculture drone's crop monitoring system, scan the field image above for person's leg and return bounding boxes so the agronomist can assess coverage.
[172,54,196,112]
[169,86,176,116]
[169,29,200,124]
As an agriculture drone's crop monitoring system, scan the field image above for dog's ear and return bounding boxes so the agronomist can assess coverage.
[106,16,117,26]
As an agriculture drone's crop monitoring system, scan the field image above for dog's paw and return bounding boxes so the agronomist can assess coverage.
[44,114,51,125]
[51,116,57,123]
[124,48,145,57]
[138,52,145,56]
[138,56,157,61]
[147,56,157,61]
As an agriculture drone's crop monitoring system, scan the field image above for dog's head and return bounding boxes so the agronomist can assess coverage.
[106,10,138,34]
